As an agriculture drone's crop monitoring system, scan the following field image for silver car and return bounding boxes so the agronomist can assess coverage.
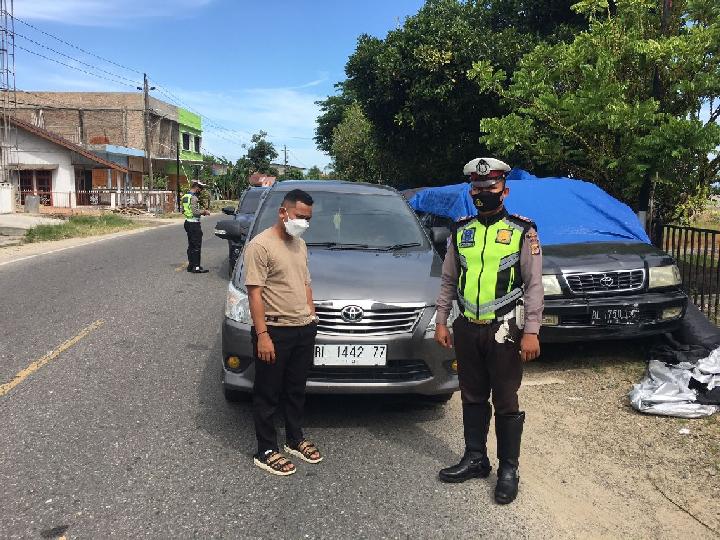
[221,180,458,402]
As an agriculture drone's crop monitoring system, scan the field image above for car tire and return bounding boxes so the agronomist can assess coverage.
[223,386,251,403]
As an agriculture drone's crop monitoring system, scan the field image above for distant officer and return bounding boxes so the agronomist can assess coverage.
[435,157,543,504]
[182,180,211,274]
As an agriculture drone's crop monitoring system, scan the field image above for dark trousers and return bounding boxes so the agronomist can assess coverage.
[252,323,317,454]
[184,221,202,268]
[452,316,523,415]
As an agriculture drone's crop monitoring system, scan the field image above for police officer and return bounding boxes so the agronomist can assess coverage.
[182,180,211,274]
[435,157,543,504]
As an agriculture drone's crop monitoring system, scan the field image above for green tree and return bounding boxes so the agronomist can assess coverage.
[305,165,324,179]
[277,167,306,180]
[470,0,720,222]
[247,131,279,175]
[331,102,385,183]
[317,0,586,187]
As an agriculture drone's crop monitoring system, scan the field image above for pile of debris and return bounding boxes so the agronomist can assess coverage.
[629,304,720,418]
[112,207,150,216]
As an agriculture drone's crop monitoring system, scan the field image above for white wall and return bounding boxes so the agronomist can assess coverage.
[0,183,13,214]
[6,126,75,194]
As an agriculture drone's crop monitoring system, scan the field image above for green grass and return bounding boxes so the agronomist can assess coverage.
[24,214,142,243]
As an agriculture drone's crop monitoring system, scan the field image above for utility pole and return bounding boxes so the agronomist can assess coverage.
[142,73,154,191]
[283,144,288,172]
[176,140,181,212]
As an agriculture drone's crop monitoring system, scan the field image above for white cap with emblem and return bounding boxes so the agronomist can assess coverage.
[463,157,511,187]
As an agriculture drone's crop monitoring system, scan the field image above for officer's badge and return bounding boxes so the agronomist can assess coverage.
[459,228,476,248]
[526,230,540,255]
[495,229,513,245]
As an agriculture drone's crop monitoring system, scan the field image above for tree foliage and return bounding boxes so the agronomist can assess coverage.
[316,0,585,187]
[470,0,720,222]
[246,131,279,175]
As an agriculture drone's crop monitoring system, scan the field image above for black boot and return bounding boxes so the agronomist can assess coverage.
[439,403,492,483]
[494,411,525,504]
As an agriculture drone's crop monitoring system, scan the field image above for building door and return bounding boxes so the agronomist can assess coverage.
[19,170,33,204]
[75,168,92,205]
[36,170,52,206]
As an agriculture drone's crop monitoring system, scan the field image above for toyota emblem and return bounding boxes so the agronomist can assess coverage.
[340,305,364,322]
[600,275,614,287]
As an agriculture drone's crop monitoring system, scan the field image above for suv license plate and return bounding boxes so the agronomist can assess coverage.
[314,344,387,366]
[591,308,640,325]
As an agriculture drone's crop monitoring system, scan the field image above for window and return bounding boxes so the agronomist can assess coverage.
[182,132,190,151]
[194,135,201,153]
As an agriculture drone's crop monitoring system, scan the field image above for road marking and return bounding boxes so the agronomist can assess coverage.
[0,320,105,397]
[0,223,180,268]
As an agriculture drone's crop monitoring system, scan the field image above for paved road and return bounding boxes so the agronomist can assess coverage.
[0,218,555,539]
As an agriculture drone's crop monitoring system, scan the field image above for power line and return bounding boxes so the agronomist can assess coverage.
[14,30,142,87]
[16,45,138,89]
[7,11,143,75]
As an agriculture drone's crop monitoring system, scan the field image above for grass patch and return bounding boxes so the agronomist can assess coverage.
[24,214,142,243]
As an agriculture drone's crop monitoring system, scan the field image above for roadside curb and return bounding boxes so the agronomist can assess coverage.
[0,221,182,267]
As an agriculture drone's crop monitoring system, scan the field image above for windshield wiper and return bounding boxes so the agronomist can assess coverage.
[306,242,372,250]
[379,242,422,251]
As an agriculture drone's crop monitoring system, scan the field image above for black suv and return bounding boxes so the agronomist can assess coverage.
[218,187,268,276]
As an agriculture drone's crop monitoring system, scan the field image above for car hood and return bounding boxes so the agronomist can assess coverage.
[308,247,442,304]
[542,242,674,274]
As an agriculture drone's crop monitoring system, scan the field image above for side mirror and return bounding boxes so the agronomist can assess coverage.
[221,206,236,216]
[431,227,451,246]
[215,219,248,240]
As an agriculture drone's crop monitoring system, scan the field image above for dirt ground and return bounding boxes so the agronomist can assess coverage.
[516,341,719,538]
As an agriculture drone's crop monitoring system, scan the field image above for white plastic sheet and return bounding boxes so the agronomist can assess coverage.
[629,356,720,419]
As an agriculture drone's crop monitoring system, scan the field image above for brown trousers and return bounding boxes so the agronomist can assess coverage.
[452,316,523,415]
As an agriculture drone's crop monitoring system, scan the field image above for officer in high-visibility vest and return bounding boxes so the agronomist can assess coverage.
[435,157,543,504]
[182,180,211,273]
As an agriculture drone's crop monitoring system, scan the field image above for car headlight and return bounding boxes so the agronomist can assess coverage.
[649,265,682,289]
[542,275,563,296]
[226,282,251,323]
[425,301,460,336]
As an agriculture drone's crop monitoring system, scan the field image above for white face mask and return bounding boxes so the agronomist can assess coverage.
[282,208,310,238]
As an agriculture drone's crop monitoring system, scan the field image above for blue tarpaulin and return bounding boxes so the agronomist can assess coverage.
[407,169,650,245]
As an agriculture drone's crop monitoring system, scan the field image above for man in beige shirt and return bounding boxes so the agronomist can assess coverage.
[244,188,322,476]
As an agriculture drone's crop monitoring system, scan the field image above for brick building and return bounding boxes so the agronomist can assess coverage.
[12,91,203,192]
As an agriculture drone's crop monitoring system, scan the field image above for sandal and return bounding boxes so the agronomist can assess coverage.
[253,450,296,476]
[284,440,323,464]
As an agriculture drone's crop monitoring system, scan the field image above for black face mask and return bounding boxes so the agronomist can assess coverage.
[472,191,504,213]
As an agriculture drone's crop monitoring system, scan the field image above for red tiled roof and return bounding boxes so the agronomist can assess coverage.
[9,116,129,173]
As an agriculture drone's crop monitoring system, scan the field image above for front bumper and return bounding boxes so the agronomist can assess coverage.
[221,314,458,395]
[540,289,687,343]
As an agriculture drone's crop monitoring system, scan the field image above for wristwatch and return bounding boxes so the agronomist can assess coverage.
[312,314,320,324]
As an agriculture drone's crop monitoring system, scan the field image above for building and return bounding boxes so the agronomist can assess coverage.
[248,173,276,187]
[12,91,204,194]
[5,116,130,210]
[271,163,306,177]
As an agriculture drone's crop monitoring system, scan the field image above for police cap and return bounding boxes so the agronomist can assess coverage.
[463,157,511,187]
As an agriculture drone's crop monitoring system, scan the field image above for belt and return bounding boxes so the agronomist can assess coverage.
[461,312,516,326]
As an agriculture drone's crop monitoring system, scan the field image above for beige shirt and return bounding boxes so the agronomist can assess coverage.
[243,227,312,326]
[436,217,544,334]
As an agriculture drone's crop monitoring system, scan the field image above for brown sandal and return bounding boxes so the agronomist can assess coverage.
[284,440,323,464]
[253,451,296,476]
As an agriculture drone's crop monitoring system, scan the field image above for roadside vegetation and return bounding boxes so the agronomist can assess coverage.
[24,214,142,243]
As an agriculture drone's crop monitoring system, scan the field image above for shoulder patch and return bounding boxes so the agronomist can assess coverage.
[512,214,533,223]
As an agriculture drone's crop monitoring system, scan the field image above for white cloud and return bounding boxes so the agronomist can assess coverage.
[16,0,213,26]
[170,84,330,168]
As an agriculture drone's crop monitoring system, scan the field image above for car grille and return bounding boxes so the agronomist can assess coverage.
[308,359,432,383]
[315,305,424,336]
[564,269,645,294]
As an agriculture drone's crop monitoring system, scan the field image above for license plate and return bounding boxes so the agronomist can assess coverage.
[314,344,387,366]
[591,307,640,325]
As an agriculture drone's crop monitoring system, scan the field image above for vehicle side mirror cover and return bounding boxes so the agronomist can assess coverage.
[221,206,235,215]
[431,227,451,246]
[215,219,246,240]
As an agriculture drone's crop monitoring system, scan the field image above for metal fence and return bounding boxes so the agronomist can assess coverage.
[15,189,175,213]
[657,224,720,323]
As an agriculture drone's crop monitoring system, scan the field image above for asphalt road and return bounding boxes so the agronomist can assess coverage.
[0,217,555,539]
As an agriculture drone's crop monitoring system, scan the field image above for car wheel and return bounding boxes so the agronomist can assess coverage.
[224,386,251,403]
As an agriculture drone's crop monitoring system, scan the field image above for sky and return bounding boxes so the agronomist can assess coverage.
[13,0,426,169]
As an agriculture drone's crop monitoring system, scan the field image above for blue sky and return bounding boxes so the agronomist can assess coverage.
[14,0,426,169]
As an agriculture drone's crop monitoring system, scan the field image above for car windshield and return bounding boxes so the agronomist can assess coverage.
[239,190,264,213]
[252,190,428,249]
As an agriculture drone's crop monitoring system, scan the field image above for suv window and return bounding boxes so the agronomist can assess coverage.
[239,190,264,213]
[253,190,428,248]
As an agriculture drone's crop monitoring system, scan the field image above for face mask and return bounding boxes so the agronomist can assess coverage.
[282,209,310,238]
[472,191,504,213]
